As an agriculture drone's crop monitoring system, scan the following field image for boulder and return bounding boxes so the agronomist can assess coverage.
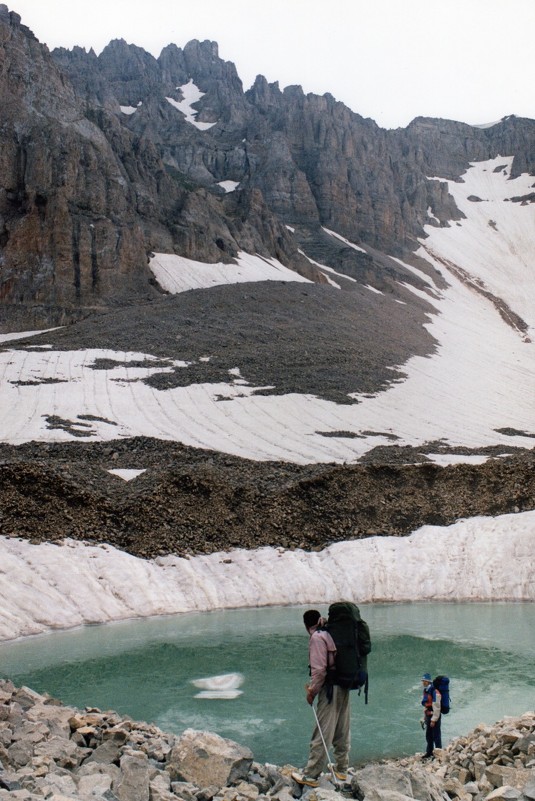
[26,703,73,739]
[40,771,79,797]
[149,772,175,801]
[484,787,521,801]
[33,735,89,769]
[6,738,34,767]
[84,738,122,764]
[306,788,340,801]
[485,766,531,790]
[166,729,253,788]
[351,763,444,801]
[114,752,151,801]
[523,778,535,800]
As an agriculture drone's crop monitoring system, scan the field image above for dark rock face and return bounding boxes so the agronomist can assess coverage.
[0,5,534,328]
[0,8,156,328]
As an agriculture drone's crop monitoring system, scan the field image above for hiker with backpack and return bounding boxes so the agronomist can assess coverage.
[421,673,442,759]
[292,602,371,788]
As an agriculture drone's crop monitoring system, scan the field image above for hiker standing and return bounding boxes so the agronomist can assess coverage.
[421,672,442,759]
[291,609,350,787]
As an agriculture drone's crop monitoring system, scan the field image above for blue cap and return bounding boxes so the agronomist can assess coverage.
[421,673,432,682]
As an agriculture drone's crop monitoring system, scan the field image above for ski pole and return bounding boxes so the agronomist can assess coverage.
[312,703,339,786]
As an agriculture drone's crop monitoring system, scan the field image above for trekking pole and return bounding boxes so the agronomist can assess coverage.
[312,703,339,786]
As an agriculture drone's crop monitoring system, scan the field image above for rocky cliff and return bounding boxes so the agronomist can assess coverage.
[0,4,534,328]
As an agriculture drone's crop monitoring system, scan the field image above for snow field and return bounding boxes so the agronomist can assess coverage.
[2,159,533,462]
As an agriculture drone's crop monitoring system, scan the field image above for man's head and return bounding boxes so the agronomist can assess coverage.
[303,609,321,632]
[421,672,432,687]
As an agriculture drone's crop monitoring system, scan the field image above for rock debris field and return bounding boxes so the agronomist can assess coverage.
[0,680,534,801]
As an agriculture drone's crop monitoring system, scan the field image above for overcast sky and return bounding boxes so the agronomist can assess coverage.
[10,0,535,129]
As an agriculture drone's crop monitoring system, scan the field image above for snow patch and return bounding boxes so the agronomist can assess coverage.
[149,252,312,293]
[166,79,216,130]
[0,329,59,343]
[107,469,147,481]
[298,249,357,285]
[422,156,535,334]
[365,285,383,295]
[217,180,240,193]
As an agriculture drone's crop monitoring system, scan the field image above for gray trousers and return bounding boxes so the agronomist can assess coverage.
[304,684,350,777]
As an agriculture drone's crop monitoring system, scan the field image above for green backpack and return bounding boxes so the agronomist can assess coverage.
[324,601,371,703]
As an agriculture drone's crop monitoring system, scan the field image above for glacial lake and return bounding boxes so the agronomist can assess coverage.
[0,603,533,767]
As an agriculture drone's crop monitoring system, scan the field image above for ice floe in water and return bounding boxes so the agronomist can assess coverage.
[191,672,244,699]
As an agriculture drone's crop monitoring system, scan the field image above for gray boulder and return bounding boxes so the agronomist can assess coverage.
[76,760,122,797]
[485,787,521,801]
[166,729,253,788]
[114,752,151,801]
[350,763,444,801]
[33,735,90,769]
[84,739,122,765]
[523,779,535,800]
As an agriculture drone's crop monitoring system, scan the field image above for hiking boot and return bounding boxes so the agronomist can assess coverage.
[333,770,348,782]
[291,772,319,787]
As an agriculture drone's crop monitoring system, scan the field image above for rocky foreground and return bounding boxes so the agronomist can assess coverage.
[0,681,533,801]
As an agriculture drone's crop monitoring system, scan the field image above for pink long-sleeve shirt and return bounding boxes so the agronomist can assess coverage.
[308,626,337,697]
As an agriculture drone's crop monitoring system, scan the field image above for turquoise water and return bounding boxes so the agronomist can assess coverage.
[0,603,533,767]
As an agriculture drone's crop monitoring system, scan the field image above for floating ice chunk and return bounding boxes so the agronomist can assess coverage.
[191,672,244,690]
[194,690,243,700]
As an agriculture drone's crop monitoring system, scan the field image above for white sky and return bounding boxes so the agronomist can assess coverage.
[10,0,535,129]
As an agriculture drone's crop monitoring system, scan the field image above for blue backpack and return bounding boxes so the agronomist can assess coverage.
[433,675,450,714]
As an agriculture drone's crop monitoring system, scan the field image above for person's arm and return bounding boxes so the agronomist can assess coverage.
[306,633,329,701]
[430,690,441,725]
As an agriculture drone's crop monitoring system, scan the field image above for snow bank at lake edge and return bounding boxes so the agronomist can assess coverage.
[1,510,533,642]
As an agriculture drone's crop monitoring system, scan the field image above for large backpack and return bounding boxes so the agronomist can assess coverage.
[324,601,371,703]
[433,675,450,714]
